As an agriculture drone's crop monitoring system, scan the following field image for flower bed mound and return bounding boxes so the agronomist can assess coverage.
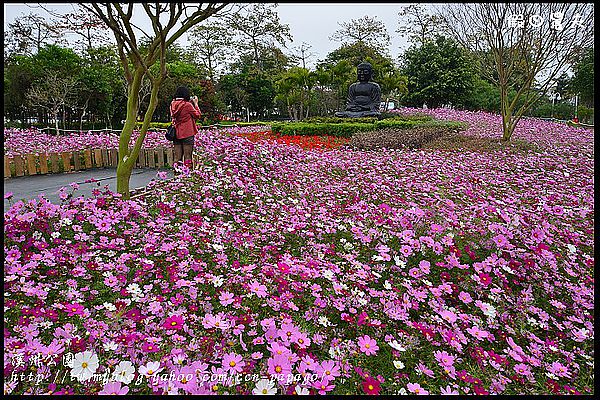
[3,121,595,395]
[348,125,458,150]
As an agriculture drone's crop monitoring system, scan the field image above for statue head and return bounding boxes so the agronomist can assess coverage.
[356,62,373,83]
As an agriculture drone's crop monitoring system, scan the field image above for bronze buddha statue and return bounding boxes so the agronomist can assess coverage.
[335,62,381,118]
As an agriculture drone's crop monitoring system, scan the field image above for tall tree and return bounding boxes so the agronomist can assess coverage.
[226,4,292,71]
[397,4,445,46]
[401,36,477,108]
[288,42,315,69]
[438,3,594,141]
[188,24,233,81]
[79,3,231,197]
[4,12,63,59]
[26,71,78,134]
[568,47,594,107]
[329,16,391,56]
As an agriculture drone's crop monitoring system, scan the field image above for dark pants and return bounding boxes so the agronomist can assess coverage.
[173,135,194,167]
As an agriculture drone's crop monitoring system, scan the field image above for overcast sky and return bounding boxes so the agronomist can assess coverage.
[3,3,417,67]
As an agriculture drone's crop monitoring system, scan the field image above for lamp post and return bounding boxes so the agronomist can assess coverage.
[551,92,561,119]
[573,94,579,123]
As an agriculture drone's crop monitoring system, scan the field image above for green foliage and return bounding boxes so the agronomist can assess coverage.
[270,118,460,138]
[568,47,594,107]
[528,101,575,121]
[401,36,477,108]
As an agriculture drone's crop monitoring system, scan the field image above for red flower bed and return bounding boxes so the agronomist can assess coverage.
[233,130,349,150]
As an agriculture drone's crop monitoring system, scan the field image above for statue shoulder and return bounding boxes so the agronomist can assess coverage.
[370,81,381,89]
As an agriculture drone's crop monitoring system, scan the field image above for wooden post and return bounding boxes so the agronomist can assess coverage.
[157,148,165,167]
[84,150,92,169]
[4,156,11,178]
[166,148,173,167]
[110,149,118,167]
[73,151,81,171]
[14,156,24,176]
[39,153,48,174]
[61,152,71,173]
[26,154,37,175]
[94,149,103,168]
[101,149,109,168]
[138,149,146,168]
[148,149,156,168]
[50,153,60,173]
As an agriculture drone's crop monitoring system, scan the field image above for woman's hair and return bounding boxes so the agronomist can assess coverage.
[174,86,191,101]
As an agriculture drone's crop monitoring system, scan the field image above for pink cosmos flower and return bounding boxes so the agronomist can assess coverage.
[492,234,509,248]
[267,354,292,377]
[357,335,379,356]
[440,385,459,395]
[514,363,532,377]
[458,291,473,303]
[419,260,431,274]
[407,382,429,395]
[548,361,571,378]
[467,325,489,340]
[312,379,335,394]
[218,291,235,306]
[314,360,341,382]
[98,381,129,395]
[249,281,268,298]
[291,331,311,348]
[439,310,458,324]
[434,350,456,367]
[278,322,300,343]
[222,352,245,374]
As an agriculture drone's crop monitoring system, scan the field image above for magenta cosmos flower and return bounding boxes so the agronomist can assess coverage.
[162,315,184,330]
[357,335,379,356]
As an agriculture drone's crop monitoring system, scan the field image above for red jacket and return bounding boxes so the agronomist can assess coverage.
[170,99,201,139]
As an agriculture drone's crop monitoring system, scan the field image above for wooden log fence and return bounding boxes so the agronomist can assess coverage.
[3,147,175,179]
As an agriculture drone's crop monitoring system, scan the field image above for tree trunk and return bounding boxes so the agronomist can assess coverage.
[54,111,60,135]
[500,86,514,141]
[116,69,144,198]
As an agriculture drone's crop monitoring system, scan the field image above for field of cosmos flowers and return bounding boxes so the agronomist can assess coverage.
[3,109,594,395]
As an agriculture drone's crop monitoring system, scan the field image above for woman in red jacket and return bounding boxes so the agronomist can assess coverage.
[170,86,201,168]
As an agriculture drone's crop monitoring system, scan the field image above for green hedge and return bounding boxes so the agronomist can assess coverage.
[134,121,271,130]
[270,118,457,138]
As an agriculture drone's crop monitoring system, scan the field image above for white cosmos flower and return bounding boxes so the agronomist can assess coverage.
[384,280,392,290]
[212,275,224,287]
[295,385,310,395]
[388,340,407,351]
[113,360,135,384]
[393,360,406,369]
[253,378,277,395]
[394,255,405,267]
[103,302,116,311]
[70,351,99,382]
[103,341,118,352]
[139,361,163,377]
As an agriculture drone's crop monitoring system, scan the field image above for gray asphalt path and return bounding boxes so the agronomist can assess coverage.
[4,168,172,212]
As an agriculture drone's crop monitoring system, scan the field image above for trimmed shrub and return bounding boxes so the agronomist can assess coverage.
[271,118,446,138]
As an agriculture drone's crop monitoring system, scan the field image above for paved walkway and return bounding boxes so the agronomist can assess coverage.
[4,168,172,212]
